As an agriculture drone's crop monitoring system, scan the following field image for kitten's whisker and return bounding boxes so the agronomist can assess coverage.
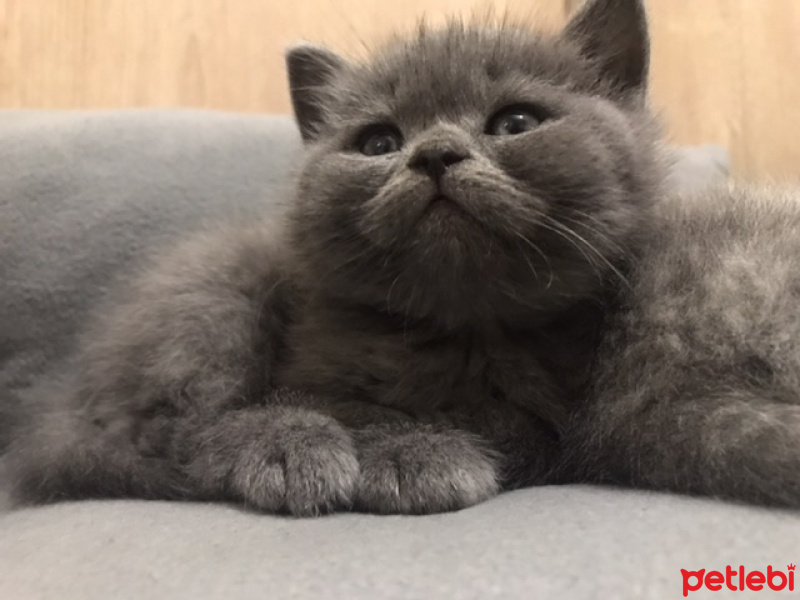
[508,234,539,282]
[563,211,627,255]
[560,218,627,264]
[543,216,632,290]
[537,219,599,271]
[519,244,540,283]
[508,228,555,290]
[255,277,285,333]
[536,220,606,288]
[326,251,370,275]
[321,234,377,273]
[403,283,418,348]
[386,275,402,315]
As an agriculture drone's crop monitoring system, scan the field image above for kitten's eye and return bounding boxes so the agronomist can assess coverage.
[487,106,545,136]
[358,126,404,156]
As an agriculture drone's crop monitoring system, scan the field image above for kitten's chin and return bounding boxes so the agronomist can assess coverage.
[418,194,479,232]
[406,193,496,268]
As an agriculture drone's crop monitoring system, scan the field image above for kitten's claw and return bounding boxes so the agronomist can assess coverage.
[354,425,499,514]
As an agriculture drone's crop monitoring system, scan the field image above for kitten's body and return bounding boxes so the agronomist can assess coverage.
[9,0,662,515]
[8,214,602,514]
[7,0,800,514]
[568,184,800,505]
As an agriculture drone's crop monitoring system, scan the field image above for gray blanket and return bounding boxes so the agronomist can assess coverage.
[0,110,300,444]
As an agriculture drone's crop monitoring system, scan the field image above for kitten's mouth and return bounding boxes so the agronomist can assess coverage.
[416,193,485,235]
[403,190,484,240]
[428,194,452,206]
[417,192,483,240]
[425,194,470,216]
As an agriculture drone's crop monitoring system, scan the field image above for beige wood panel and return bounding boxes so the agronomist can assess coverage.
[1,1,799,177]
[648,0,800,178]
[0,0,565,113]
[738,0,800,178]
[649,0,747,165]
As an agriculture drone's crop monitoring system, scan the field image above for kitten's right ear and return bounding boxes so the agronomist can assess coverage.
[563,0,649,94]
[286,44,347,142]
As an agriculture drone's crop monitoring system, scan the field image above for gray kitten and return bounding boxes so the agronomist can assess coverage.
[8,0,660,515]
[22,0,790,515]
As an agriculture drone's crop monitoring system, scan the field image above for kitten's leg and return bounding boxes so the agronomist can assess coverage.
[7,388,360,516]
[565,187,800,506]
[180,396,502,515]
[565,388,800,507]
[173,391,360,515]
[347,399,561,514]
[6,224,357,514]
[446,403,562,490]
[6,389,188,503]
[351,421,500,514]
[329,399,557,514]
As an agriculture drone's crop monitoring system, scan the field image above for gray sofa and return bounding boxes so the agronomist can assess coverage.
[1,111,796,600]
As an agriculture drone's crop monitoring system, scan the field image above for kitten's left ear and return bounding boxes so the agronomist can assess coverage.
[562,0,649,94]
[286,44,347,142]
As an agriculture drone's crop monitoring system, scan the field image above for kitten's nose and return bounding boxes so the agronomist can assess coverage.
[408,147,470,180]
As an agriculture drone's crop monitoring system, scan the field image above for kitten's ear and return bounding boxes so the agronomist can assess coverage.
[562,0,649,93]
[285,44,347,142]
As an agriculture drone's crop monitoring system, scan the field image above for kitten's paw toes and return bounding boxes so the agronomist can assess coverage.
[233,409,359,516]
[355,426,499,514]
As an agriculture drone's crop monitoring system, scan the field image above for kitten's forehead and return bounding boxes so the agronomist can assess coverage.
[334,24,588,125]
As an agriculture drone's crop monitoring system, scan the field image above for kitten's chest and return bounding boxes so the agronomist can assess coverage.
[273,310,593,423]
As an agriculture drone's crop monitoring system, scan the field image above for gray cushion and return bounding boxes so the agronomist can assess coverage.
[3,488,799,599]
[0,111,301,423]
[3,110,790,600]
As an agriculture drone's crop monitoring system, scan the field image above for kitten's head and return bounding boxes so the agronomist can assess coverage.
[286,0,664,329]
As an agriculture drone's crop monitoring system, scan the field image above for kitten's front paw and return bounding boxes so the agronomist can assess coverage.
[354,425,499,514]
[230,409,359,516]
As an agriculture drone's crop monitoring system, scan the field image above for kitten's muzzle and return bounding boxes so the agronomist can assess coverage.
[408,147,470,182]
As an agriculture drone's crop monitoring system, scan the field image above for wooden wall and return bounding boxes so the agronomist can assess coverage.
[1,0,798,177]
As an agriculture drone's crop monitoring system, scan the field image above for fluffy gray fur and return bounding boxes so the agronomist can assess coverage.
[11,0,795,515]
[565,184,800,506]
